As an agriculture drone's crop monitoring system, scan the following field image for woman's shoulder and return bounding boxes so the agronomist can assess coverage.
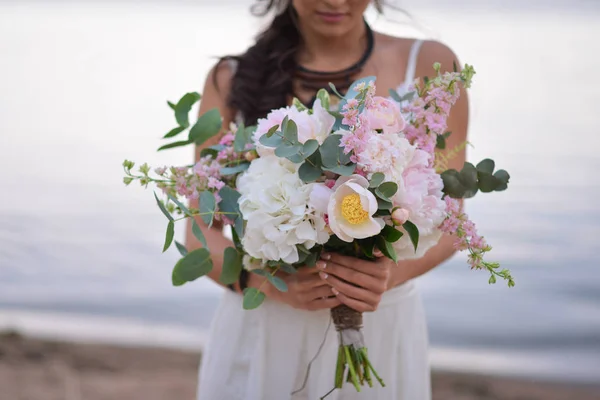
[375,33,461,74]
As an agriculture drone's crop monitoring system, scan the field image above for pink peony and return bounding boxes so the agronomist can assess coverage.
[364,97,406,134]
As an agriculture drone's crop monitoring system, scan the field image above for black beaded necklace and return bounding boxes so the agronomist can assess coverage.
[294,21,374,109]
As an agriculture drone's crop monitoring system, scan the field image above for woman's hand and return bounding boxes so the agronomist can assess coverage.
[316,252,395,313]
[248,266,342,311]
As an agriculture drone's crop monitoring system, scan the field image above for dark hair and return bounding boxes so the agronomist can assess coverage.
[219,0,383,126]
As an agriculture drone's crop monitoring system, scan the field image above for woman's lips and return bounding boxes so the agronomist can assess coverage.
[316,11,346,23]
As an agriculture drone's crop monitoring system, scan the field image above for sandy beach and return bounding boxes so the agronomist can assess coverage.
[1,331,598,400]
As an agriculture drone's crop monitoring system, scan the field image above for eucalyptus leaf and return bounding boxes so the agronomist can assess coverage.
[400,91,416,103]
[233,123,248,152]
[299,161,322,183]
[172,248,212,285]
[369,172,385,188]
[231,226,244,252]
[279,263,298,274]
[323,163,356,176]
[219,247,242,285]
[218,186,243,237]
[266,274,288,292]
[302,139,319,158]
[494,169,510,184]
[259,132,283,147]
[154,192,173,221]
[459,162,478,191]
[275,143,302,158]
[376,182,398,200]
[189,108,222,145]
[172,272,186,287]
[304,252,319,267]
[200,144,225,158]
[377,197,393,210]
[436,134,447,150]
[167,101,176,111]
[287,153,305,163]
[175,241,188,257]
[266,125,279,138]
[477,172,499,193]
[476,159,495,174]
[320,134,348,168]
[292,97,308,112]
[163,221,175,252]
[157,139,193,152]
[388,89,403,103]
[441,169,466,198]
[172,249,213,284]
[220,163,250,176]
[199,191,216,227]
[402,220,420,252]
[243,287,266,310]
[174,92,201,128]
[283,119,299,143]
[163,126,186,139]
[191,219,208,249]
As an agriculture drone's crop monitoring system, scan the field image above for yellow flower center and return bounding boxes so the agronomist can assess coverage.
[341,193,369,225]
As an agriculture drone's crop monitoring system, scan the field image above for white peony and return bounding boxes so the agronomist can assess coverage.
[356,132,417,183]
[252,99,335,157]
[237,155,329,263]
[311,175,384,243]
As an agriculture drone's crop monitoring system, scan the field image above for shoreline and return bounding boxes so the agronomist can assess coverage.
[2,331,599,400]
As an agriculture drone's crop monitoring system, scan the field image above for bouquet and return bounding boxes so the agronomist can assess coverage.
[122,61,513,395]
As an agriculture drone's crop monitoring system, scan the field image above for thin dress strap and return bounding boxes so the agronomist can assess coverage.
[226,58,245,125]
[404,39,424,85]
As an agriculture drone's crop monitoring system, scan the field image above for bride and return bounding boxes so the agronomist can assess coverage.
[187,1,468,399]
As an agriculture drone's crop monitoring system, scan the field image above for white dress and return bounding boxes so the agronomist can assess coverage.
[197,40,430,400]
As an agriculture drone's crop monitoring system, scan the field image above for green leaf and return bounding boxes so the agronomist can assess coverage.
[376,236,398,263]
[303,252,319,267]
[477,172,499,193]
[328,82,344,98]
[382,225,403,242]
[494,169,510,191]
[275,143,302,158]
[299,160,322,183]
[375,182,398,201]
[266,274,288,292]
[292,97,308,112]
[302,139,319,158]
[441,169,466,198]
[283,119,298,142]
[167,101,177,111]
[172,272,186,287]
[266,124,279,138]
[400,91,416,103]
[163,126,186,139]
[200,144,225,158]
[191,219,208,248]
[154,192,173,221]
[279,263,298,274]
[459,163,478,189]
[403,220,420,252]
[369,172,385,188]
[157,139,193,152]
[189,108,222,145]
[489,274,497,284]
[316,89,330,110]
[436,134,447,150]
[377,197,393,210]
[172,248,212,285]
[163,221,175,252]
[220,163,250,175]
[231,226,244,252]
[476,159,495,174]
[175,241,188,257]
[219,247,242,285]
[320,134,350,168]
[323,164,356,176]
[358,238,375,258]
[423,76,430,85]
[218,186,243,237]
[233,123,248,152]
[259,132,283,147]
[199,191,216,227]
[167,194,191,216]
[388,89,402,103]
[242,287,266,310]
[174,92,201,128]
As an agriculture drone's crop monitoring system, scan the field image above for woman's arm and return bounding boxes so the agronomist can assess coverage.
[388,40,469,287]
[184,61,238,290]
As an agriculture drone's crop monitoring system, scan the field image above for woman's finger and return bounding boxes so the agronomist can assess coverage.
[330,287,376,313]
[302,284,339,302]
[316,260,385,294]
[321,253,387,278]
[320,271,381,307]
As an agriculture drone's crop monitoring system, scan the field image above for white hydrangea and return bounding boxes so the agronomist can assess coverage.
[236,155,329,264]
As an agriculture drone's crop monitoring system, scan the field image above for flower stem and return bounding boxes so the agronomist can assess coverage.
[343,346,361,392]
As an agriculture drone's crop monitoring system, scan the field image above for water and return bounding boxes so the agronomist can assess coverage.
[1,0,599,384]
